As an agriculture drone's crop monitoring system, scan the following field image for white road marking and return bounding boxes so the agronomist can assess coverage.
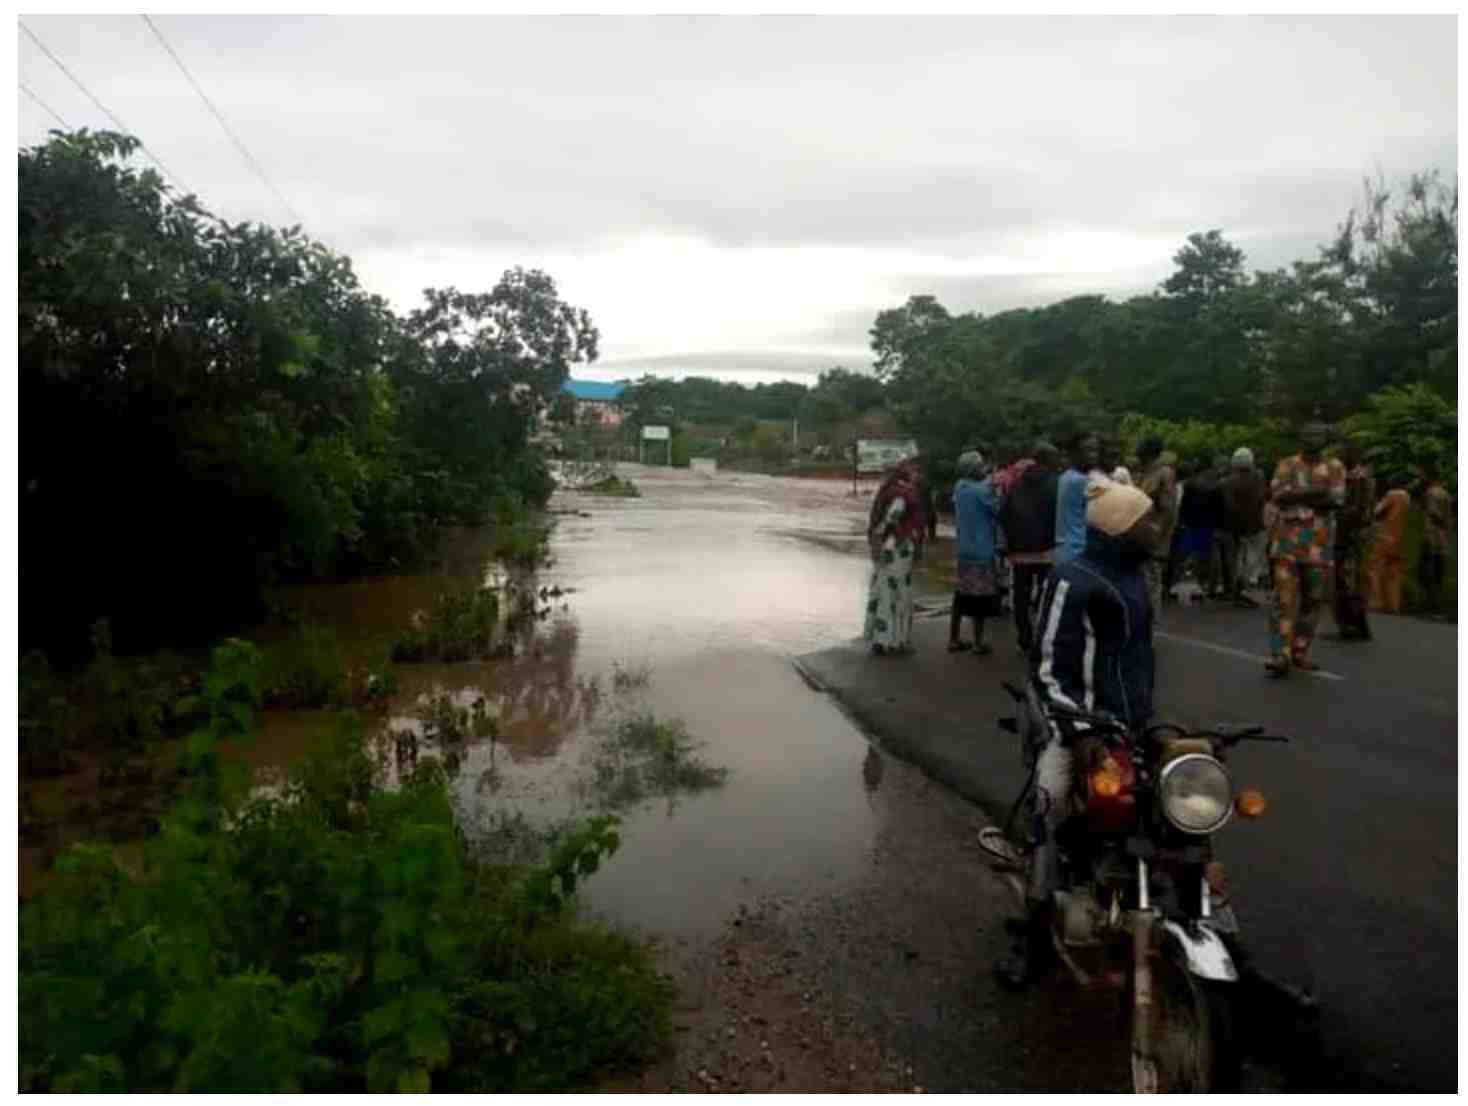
[1155,630,1344,681]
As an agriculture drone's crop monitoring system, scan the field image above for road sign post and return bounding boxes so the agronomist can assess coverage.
[642,424,671,467]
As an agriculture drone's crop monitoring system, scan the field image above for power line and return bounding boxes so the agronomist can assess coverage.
[18,18,193,195]
[20,81,70,129]
[140,14,303,226]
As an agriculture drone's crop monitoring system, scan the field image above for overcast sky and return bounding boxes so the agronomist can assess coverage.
[17,14,1458,384]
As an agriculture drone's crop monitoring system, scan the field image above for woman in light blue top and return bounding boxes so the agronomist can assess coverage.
[950,451,1003,654]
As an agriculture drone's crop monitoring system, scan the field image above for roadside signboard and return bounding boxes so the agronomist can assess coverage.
[855,438,918,475]
[642,425,670,441]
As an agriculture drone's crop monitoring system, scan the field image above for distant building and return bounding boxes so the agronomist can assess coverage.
[563,379,627,428]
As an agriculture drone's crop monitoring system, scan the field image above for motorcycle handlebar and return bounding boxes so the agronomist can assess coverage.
[1033,705,1291,746]
[1003,682,1292,746]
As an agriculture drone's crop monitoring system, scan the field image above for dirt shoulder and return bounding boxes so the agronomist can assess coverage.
[605,744,1131,1093]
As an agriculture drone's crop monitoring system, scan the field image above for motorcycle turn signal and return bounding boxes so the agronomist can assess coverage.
[1235,789,1267,818]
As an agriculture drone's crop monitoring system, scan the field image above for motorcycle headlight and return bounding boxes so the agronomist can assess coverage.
[1158,754,1233,834]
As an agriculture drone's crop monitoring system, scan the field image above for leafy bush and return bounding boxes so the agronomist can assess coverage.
[494,522,552,569]
[19,640,671,1093]
[1116,413,1296,473]
[262,623,348,708]
[21,131,597,660]
[84,620,171,754]
[391,586,501,663]
[583,474,642,498]
[1344,382,1458,490]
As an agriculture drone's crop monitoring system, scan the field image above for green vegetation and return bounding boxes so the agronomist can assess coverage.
[601,172,1454,498]
[391,586,501,663]
[580,711,729,812]
[581,474,642,498]
[871,173,1456,480]
[262,624,348,708]
[21,130,596,662]
[19,641,672,1093]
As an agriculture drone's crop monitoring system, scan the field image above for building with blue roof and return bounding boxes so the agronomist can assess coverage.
[562,378,628,427]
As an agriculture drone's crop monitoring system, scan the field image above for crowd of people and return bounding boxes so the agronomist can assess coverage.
[862,425,1455,675]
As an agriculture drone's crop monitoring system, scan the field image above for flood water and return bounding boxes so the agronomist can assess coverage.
[467,464,935,937]
[24,464,954,932]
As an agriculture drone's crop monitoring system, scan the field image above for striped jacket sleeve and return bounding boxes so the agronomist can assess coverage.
[1031,573,1099,733]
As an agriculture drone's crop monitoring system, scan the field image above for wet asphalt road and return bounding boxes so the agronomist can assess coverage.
[545,463,1455,1091]
[799,577,1458,1092]
[1154,600,1457,1091]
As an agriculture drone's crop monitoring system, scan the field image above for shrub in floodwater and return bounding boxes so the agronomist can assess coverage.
[83,620,171,754]
[495,523,552,570]
[582,711,729,811]
[261,623,348,708]
[390,692,497,781]
[391,586,500,663]
[582,474,641,498]
[610,660,652,693]
[20,637,669,1093]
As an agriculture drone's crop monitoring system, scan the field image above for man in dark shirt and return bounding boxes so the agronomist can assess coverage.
[998,441,1061,654]
[1220,448,1268,606]
[1176,459,1226,601]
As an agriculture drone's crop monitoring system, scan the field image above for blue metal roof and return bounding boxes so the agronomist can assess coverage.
[563,379,626,402]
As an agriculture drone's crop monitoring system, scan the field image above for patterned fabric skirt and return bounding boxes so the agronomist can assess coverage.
[864,543,916,650]
[956,559,998,596]
[954,559,1002,618]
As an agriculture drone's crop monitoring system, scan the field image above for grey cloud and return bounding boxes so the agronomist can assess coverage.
[17,14,1456,380]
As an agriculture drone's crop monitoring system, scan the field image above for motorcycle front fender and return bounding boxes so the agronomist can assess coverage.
[1161,919,1238,982]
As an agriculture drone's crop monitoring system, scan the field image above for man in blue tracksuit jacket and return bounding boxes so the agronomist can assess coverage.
[997,477,1164,988]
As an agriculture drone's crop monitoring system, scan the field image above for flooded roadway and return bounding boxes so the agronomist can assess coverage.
[463,463,928,937]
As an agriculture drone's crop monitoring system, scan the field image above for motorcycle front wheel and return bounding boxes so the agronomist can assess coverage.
[1129,948,1223,1092]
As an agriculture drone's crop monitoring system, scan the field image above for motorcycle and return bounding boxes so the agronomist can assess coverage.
[980,679,1288,1093]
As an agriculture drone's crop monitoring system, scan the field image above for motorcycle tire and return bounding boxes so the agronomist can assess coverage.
[1128,946,1216,1093]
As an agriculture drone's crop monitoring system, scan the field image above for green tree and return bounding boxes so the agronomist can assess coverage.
[869,294,952,381]
[1344,383,1457,489]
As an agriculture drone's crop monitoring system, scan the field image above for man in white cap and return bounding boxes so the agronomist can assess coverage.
[996,478,1167,988]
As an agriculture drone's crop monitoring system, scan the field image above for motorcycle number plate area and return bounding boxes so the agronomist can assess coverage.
[1161,920,1238,982]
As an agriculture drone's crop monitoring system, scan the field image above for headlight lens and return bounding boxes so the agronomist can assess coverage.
[1158,754,1233,834]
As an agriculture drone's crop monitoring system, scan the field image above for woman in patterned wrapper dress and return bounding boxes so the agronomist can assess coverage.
[863,458,929,655]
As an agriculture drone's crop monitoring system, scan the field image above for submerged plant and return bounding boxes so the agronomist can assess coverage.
[262,623,348,708]
[391,586,500,663]
[580,711,729,812]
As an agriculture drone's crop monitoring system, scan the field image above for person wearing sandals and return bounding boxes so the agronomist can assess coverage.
[948,450,1002,655]
[1265,421,1345,676]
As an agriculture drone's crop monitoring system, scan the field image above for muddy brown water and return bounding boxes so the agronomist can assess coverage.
[22,465,952,930]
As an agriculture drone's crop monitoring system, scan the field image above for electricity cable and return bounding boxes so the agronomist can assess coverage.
[20,80,70,129]
[18,18,193,195]
[140,14,303,226]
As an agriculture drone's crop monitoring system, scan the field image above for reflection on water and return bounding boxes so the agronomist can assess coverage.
[25,468,915,912]
[247,465,920,939]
